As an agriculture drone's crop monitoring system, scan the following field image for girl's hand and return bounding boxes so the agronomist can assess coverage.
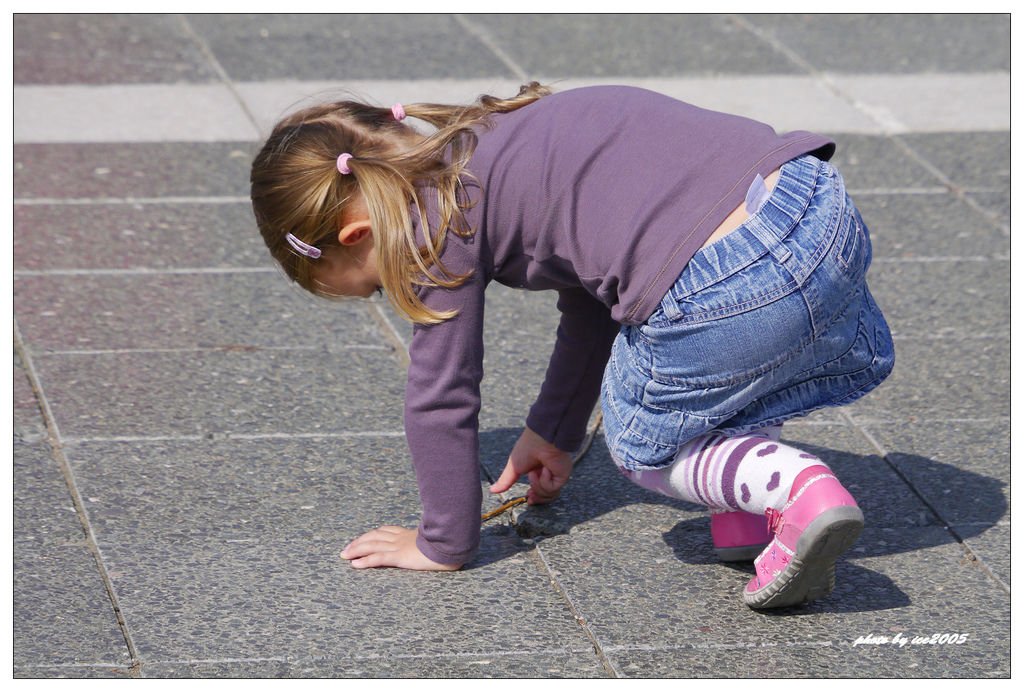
[340,526,462,571]
[490,426,574,504]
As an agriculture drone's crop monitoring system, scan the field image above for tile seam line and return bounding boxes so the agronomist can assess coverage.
[840,409,1011,596]
[175,13,262,137]
[529,544,621,677]
[13,319,143,676]
[452,14,529,82]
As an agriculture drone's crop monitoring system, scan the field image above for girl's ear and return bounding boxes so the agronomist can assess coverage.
[337,220,373,246]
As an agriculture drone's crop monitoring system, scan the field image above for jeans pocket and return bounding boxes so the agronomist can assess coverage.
[643,287,815,389]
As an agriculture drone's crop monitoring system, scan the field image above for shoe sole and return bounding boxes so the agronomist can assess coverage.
[715,543,770,563]
[743,505,864,609]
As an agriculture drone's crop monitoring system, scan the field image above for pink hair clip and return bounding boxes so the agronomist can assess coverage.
[336,153,353,175]
[285,233,322,259]
[391,103,406,121]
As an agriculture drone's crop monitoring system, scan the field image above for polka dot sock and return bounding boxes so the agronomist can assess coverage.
[623,428,827,514]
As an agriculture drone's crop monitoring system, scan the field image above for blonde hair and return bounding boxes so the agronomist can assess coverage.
[250,82,552,324]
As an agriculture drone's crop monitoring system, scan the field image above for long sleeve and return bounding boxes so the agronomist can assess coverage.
[405,239,488,566]
[525,287,621,453]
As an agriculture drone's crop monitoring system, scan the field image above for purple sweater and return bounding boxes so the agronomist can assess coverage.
[405,86,835,565]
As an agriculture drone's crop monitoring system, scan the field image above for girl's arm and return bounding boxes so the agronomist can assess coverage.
[342,237,486,571]
[525,287,620,458]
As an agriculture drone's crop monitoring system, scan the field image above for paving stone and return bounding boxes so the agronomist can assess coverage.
[140,652,608,678]
[842,336,1008,424]
[866,260,1009,338]
[853,193,1008,260]
[14,441,79,546]
[13,143,257,200]
[13,440,131,669]
[14,348,46,444]
[14,202,267,271]
[469,14,798,77]
[897,132,1010,191]
[13,14,217,85]
[863,420,1009,528]
[13,539,133,668]
[187,14,512,81]
[611,619,1008,677]
[15,665,135,679]
[825,134,945,191]
[480,285,560,431]
[29,348,407,439]
[743,14,1009,73]
[64,437,592,663]
[14,273,383,354]
[964,190,1010,232]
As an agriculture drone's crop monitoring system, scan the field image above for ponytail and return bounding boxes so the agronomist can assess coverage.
[250,82,551,324]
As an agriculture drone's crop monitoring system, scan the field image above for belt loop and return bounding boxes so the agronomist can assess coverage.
[745,214,793,265]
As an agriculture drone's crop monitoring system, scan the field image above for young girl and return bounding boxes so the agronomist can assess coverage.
[249,83,894,609]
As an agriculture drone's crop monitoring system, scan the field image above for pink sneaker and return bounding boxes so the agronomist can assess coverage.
[711,511,771,562]
[744,465,864,609]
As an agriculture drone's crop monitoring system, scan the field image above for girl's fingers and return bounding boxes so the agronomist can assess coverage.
[342,539,399,559]
[490,458,521,493]
[350,552,393,569]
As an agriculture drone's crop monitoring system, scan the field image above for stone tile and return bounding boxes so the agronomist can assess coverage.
[964,190,1010,232]
[825,134,945,191]
[866,260,1009,338]
[863,420,1009,527]
[14,202,267,272]
[13,441,131,668]
[141,652,608,678]
[480,285,560,431]
[469,14,798,77]
[188,14,512,81]
[611,615,1008,677]
[853,194,1008,260]
[897,132,1010,191]
[830,74,1008,135]
[15,665,135,679]
[521,425,1007,677]
[13,14,217,85]
[65,437,592,663]
[14,441,79,546]
[13,539,133,668]
[744,14,1009,73]
[14,273,382,354]
[13,143,257,200]
[842,336,1008,424]
[30,348,407,439]
[14,348,46,444]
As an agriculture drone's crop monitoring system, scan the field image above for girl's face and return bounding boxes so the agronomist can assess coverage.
[309,195,381,299]
[312,238,381,299]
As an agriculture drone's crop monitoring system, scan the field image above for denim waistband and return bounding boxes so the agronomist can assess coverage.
[680,154,827,294]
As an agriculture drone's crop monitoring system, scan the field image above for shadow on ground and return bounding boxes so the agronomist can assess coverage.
[475,430,1006,614]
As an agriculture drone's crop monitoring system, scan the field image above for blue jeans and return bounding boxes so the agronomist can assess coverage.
[601,155,895,471]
